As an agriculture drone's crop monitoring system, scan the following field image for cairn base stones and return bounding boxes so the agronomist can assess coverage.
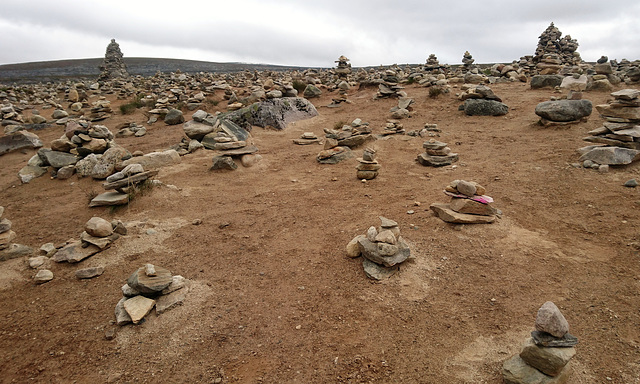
[430,180,498,224]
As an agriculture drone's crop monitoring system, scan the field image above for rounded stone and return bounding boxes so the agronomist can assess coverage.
[85,217,114,238]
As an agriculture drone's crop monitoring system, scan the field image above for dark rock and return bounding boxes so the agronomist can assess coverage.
[535,100,592,122]
[463,99,508,116]
[624,179,638,187]
[224,97,318,131]
[210,156,237,170]
[53,240,101,263]
[0,131,43,156]
[219,119,250,141]
[164,108,184,125]
[530,75,564,89]
[39,149,78,169]
[362,258,398,280]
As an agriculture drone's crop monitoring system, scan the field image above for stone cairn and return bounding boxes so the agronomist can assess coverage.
[430,180,499,224]
[0,206,34,264]
[502,301,577,384]
[330,55,352,107]
[533,23,581,68]
[424,54,445,73]
[293,132,321,145]
[98,39,129,81]
[53,216,124,264]
[375,70,406,99]
[115,264,190,326]
[90,164,157,208]
[579,89,640,168]
[317,118,373,164]
[346,217,411,280]
[356,147,380,180]
[381,120,405,136]
[389,96,414,119]
[458,84,509,116]
[461,51,476,72]
[407,123,441,138]
[417,139,458,167]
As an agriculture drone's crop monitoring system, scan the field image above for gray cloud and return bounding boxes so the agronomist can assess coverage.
[1,0,638,67]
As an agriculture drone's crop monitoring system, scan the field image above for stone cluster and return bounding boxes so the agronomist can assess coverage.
[461,51,475,71]
[424,54,445,73]
[356,147,380,180]
[115,122,147,138]
[317,118,373,164]
[53,216,125,263]
[375,70,406,99]
[502,301,577,384]
[90,164,157,208]
[407,123,441,138]
[115,264,190,326]
[293,131,321,145]
[334,55,352,79]
[488,62,528,82]
[458,84,508,116]
[0,206,34,263]
[98,39,129,81]
[533,23,581,67]
[534,98,592,126]
[579,89,640,167]
[346,217,411,280]
[0,130,43,158]
[381,120,405,136]
[417,139,458,167]
[389,97,414,119]
[430,180,498,224]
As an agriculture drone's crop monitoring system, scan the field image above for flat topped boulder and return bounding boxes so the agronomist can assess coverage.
[578,146,640,165]
[535,99,592,122]
[611,89,639,101]
[127,265,173,294]
[430,203,496,224]
[0,131,43,156]
[224,97,318,130]
[463,99,508,116]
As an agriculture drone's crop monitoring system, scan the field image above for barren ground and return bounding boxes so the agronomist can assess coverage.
[1,82,639,383]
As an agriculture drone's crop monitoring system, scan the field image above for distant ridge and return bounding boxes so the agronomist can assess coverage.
[0,57,318,84]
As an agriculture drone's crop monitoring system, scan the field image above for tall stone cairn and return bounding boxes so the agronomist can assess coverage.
[99,39,129,80]
[533,23,581,66]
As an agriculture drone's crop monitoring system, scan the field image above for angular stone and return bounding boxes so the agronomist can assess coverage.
[366,226,378,242]
[317,147,353,164]
[363,258,398,280]
[89,191,129,207]
[18,165,47,184]
[122,283,140,297]
[596,104,640,120]
[127,265,173,294]
[210,156,237,170]
[0,218,11,234]
[417,153,459,166]
[41,150,79,169]
[156,286,188,314]
[225,97,318,131]
[183,120,214,140]
[160,275,188,295]
[379,217,398,228]
[338,134,369,148]
[114,297,132,326]
[0,243,33,261]
[535,100,592,122]
[449,198,497,216]
[0,230,17,250]
[34,269,54,284]
[346,235,364,258]
[164,109,184,125]
[0,131,43,156]
[28,255,49,268]
[75,266,105,279]
[56,165,76,180]
[455,180,477,197]
[52,240,101,263]
[530,75,564,89]
[356,162,381,171]
[502,355,571,384]
[531,331,578,347]
[611,89,639,101]
[80,231,119,250]
[536,301,569,338]
[423,140,447,150]
[123,296,156,324]
[219,119,250,142]
[358,237,410,267]
[578,147,640,166]
[519,337,575,376]
[85,217,114,237]
[430,203,495,224]
[102,170,157,190]
[375,230,397,245]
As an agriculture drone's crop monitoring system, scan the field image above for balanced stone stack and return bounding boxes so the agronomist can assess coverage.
[461,51,475,71]
[533,23,581,68]
[322,118,373,149]
[293,132,321,145]
[535,98,592,126]
[115,122,146,138]
[381,120,405,136]
[346,217,411,280]
[579,89,640,166]
[356,147,380,180]
[502,301,577,384]
[375,70,406,99]
[389,97,414,119]
[88,98,113,121]
[424,54,444,73]
[417,139,458,167]
[334,55,352,79]
[89,164,157,207]
[430,180,498,224]
[458,84,508,116]
[536,53,563,75]
[98,39,129,81]
[53,217,124,263]
[115,264,190,326]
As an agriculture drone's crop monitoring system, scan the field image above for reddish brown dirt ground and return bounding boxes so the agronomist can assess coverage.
[1,82,639,383]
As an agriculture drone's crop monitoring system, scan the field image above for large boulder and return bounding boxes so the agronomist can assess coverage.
[164,108,184,125]
[535,99,592,122]
[223,97,318,131]
[303,84,322,98]
[463,99,508,116]
[0,131,43,156]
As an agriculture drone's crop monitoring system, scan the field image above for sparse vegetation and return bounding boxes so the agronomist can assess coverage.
[429,86,444,98]
[119,94,145,115]
[126,178,155,202]
[333,120,347,130]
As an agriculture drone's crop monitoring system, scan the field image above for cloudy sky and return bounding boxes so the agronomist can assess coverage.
[1,0,638,68]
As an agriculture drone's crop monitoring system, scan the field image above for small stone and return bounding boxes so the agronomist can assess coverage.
[121,283,140,297]
[535,301,569,338]
[375,230,397,245]
[156,286,188,314]
[379,216,398,228]
[519,337,575,376]
[28,256,49,269]
[114,297,132,325]
[456,180,477,197]
[430,203,496,224]
[624,179,638,188]
[0,218,12,234]
[598,164,609,173]
[34,269,53,284]
[144,263,156,276]
[346,235,364,258]
[160,275,188,295]
[112,220,127,235]
[75,266,105,279]
[124,296,156,324]
[366,226,378,242]
[502,355,571,384]
[127,265,173,294]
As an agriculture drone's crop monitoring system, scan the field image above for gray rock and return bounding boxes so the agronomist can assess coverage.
[183,120,214,140]
[28,255,49,268]
[535,100,592,122]
[535,301,569,338]
[463,99,508,116]
[530,75,564,89]
[624,179,638,187]
[430,203,496,224]
[75,266,105,279]
[455,180,477,197]
[578,147,640,166]
[0,230,16,250]
[75,154,99,177]
[317,147,353,164]
[358,237,410,267]
[0,218,11,233]
[611,89,640,101]
[303,84,322,98]
[156,285,188,314]
[224,97,318,131]
[85,217,113,237]
[210,156,237,170]
[120,149,180,171]
[417,153,459,166]
[56,165,75,180]
[52,241,101,263]
[362,258,398,280]
[91,146,132,179]
[127,265,173,294]
[114,297,132,326]
[379,217,398,228]
[39,149,78,169]
[338,134,370,148]
[191,110,208,122]
[80,231,119,250]
[89,191,129,207]
[164,108,184,125]
[0,243,34,261]
[122,283,140,297]
[34,269,54,284]
[450,198,497,216]
[519,337,575,377]
[531,331,578,347]
[502,355,571,384]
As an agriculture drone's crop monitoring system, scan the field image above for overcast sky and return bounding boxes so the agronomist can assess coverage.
[1,0,638,68]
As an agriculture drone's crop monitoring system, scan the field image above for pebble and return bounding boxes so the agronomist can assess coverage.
[624,179,638,188]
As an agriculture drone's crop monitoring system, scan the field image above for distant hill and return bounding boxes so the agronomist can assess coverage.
[0,57,317,84]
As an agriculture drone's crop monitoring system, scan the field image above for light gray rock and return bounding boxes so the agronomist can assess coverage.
[183,120,214,140]
[121,283,140,297]
[611,89,640,101]
[127,265,173,294]
[56,165,75,180]
[0,230,16,250]
[34,269,54,284]
[75,266,105,279]
[18,165,47,183]
[578,147,640,166]
[519,337,575,376]
[85,217,114,237]
[80,231,119,249]
[456,180,477,197]
[28,255,49,268]
[52,241,101,263]
[535,301,569,338]
[115,297,132,325]
[430,203,496,224]
[156,285,188,314]
[89,191,129,207]
[0,243,34,261]
[120,149,180,171]
[502,355,571,384]
[40,150,78,169]
[224,97,318,131]
[303,84,322,98]
[535,100,592,122]
[0,218,11,234]
[358,237,410,267]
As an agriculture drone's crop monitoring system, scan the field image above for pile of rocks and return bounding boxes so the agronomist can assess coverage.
[461,51,476,71]
[293,132,321,145]
[430,180,498,224]
[533,23,581,67]
[536,53,563,75]
[90,164,157,207]
[502,301,577,384]
[424,54,445,73]
[380,120,405,136]
[322,119,373,149]
[115,122,147,137]
[0,206,34,262]
[488,63,528,83]
[535,98,592,126]
[53,217,124,263]
[334,55,352,79]
[407,123,440,138]
[346,217,411,280]
[356,147,380,180]
[375,70,406,99]
[389,97,414,119]
[417,139,458,167]
[1,104,25,127]
[88,98,113,121]
[458,84,509,116]
[115,264,190,325]
[98,39,129,81]
[579,89,640,167]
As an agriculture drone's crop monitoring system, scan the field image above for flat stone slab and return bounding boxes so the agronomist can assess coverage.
[363,258,398,280]
[531,331,578,347]
[156,285,189,314]
[0,131,43,156]
[89,191,129,207]
[502,355,571,384]
[578,146,640,165]
[53,240,101,263]
[520,337,575,377]
[75,266,105,279]
[417,153,458,167]
[0,243,34,261]
[216,145,259,157]
[102,170,157,190]
[358,237,410,267]
[430,203,495,224]
[127,265,173,294]
[124,296,156,324]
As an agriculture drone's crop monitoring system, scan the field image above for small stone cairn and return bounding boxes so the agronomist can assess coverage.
[375,70,406,99]
[424,54,444,73]
[346,217,411,280]
[317,119,372,164]
[98,39,129,81]
[430,180,498,224]
[389,96,414,119]
[461,51,476,71]
[356,147,380,180]
[579,89,640,167]
[381,120,405,136]
[0,206,34,263]
[417,139,458,167]
[458,84,509,116]
[90,164,157,208]
[502,301,577,384]
[330,55,352,107]
[115,264,190,326]
[293,132,322,145]
[53,217,124,263]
